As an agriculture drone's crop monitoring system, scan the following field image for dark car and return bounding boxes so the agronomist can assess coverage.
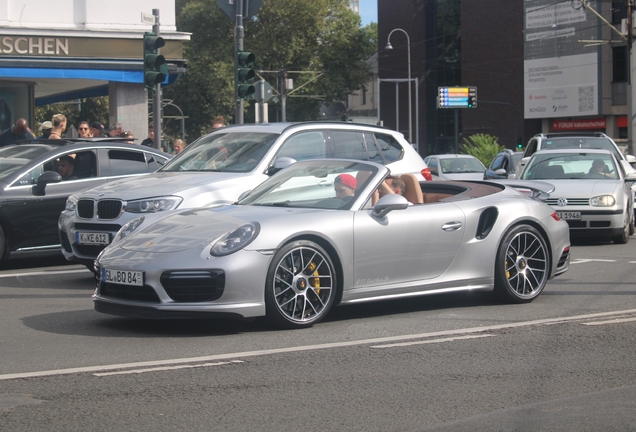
[0,138,172,262]
[484,149,524,180]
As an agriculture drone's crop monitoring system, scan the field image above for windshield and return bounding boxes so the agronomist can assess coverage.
[541,137,622,161]
[0,145,52,181]
[160,132,279,173]
[441,157,485,174]
[521,152,619,181]
[240,160,379,210]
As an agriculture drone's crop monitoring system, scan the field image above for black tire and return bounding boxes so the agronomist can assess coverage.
[0,225,8,261]
[613,211,630,244]
[630,213,635,236]
[494,224,549,303]
[265,240,337,329]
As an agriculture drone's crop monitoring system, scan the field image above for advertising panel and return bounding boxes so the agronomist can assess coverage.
[523,0,600,119]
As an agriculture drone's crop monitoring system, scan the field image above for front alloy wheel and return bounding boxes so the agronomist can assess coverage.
[494,224,549,303]
[265,240,337,329]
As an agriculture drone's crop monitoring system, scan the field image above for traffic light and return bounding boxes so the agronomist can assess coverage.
[236,49,256,99]
[143,32,167,89]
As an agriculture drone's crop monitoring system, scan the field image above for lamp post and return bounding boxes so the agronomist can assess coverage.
[385,28,412,145]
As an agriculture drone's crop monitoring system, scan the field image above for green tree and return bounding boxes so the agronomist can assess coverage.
[459,133,504,166]
[164,0,374,140]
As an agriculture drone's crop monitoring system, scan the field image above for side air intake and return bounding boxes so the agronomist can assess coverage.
[476,207,498,240]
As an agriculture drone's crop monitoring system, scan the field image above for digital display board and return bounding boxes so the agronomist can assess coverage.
[437,87,477,108]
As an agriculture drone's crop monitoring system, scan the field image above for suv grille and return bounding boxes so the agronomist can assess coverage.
[77,200,94,218]
[97,200,123,220]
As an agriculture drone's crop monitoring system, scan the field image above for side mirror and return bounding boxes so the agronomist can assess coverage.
[267,157,296,176]
[625,172,636,182]
[32,171,62,196]
[494,168,507,176]
[625,154,636,163]
[371,194,409,218]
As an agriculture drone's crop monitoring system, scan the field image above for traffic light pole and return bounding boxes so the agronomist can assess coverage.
[235,0,245,124]
[152,9,163,150]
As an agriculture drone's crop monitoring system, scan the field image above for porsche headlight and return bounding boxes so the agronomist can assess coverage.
[590,195,615,207]
[126,196,182,213]
[112,216,145,244]
[210,223,260,257]
[65,195,78,212]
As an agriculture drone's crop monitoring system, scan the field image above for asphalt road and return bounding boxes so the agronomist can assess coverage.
[0,240,635,431]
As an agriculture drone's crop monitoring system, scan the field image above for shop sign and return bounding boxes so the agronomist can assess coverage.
[552,118,606,131]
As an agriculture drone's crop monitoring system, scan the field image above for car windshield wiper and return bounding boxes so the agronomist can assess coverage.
[271,201,290,207]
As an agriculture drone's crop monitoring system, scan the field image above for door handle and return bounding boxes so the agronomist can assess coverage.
[442,221,462,231]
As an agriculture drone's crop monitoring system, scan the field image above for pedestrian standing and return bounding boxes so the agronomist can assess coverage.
[77,121,91,137]
[140,122,155,147]
[49,114,67,139]
[0,118,35,147]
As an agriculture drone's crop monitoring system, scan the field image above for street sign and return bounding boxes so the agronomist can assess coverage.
[438,86,477,108]
[254,80,273,102]
[216,0,263,20]
[141,12,155,25]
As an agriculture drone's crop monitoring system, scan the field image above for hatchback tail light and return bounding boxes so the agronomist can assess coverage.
[422,167,433,181]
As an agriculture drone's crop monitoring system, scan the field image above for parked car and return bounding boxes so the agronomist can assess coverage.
[515,132,636,178]
[60,122,431,269]
[518,149,636,243]
[0,138,171,262]
[93,158,571,328]
[423,154,486,180]
[484,149,524,180]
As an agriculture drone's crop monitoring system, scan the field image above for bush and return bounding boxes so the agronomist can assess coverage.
[460,134,505,166]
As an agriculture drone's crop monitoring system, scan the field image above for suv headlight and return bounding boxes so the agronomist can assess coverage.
[112,216,145,244]
[125,196,183,213]
[65,195,78,212]
[210,223,260,256]
[590,195,616,207]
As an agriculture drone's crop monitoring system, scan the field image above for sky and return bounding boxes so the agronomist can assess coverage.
[359,0,377,26]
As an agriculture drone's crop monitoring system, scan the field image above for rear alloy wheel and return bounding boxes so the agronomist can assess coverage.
[613,211,630,244]
[265,240,337,329]
[494,224,549,303]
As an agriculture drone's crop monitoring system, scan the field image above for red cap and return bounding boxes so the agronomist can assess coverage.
[335,174,356,189]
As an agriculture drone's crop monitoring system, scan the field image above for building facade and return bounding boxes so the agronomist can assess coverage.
[378,0,629,157]
[0,0,189,140]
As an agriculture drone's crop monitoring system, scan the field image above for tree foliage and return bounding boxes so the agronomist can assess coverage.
[164,0,375,141]
[459,133,504,166]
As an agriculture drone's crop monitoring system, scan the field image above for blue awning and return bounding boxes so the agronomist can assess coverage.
[0,67,147,83]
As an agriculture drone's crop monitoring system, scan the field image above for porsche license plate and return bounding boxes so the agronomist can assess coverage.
[557,211,581,220]
[77,232,110,245]
[101,268,144,286]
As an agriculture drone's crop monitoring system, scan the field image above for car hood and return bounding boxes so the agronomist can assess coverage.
[78,171,251,200]
[549,180,620,197]
[119,205,318,253]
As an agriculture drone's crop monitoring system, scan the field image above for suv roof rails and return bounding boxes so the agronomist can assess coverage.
[541,132,607,138]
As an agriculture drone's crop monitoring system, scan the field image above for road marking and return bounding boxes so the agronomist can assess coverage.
[371,334,494,348]
[2,308,636,382]
[570,259,616,264]
[582,317,636,326]
[93,360,244,377]
[0,269,88,278]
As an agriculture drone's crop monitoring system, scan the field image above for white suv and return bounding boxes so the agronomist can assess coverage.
[59,122,431,269]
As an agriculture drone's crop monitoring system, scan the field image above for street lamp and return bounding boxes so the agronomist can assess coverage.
[385,28,412,145]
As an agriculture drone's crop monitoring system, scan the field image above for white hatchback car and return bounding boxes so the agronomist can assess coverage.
[59,122,430,269]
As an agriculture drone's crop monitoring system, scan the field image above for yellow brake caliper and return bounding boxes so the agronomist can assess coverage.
[308,262,320,294]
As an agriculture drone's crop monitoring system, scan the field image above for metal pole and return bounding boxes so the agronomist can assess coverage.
[235,0,245,124]
[152,9,162,150]
[395,82,399,131]
[281,69,287,122]
[415,79,419,153]
[386,29,412,144]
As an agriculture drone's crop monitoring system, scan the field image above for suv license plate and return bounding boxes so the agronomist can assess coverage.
[77,232,110,245]
[557,211,581,220]
[102,268,144,286]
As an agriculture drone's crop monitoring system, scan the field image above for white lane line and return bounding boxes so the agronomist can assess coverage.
[371,334,494,349]
[582,317,636,326]
[2,308,636,382]
[93,360,244,377]
[0,269,88,278]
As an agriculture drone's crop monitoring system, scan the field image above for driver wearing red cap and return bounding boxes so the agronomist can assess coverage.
[334,174,357,201]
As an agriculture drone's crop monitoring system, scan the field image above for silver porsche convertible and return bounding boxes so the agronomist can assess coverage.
[93,159,571,329]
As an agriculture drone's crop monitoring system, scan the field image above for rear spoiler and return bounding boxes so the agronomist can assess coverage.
[487,180,555,202]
